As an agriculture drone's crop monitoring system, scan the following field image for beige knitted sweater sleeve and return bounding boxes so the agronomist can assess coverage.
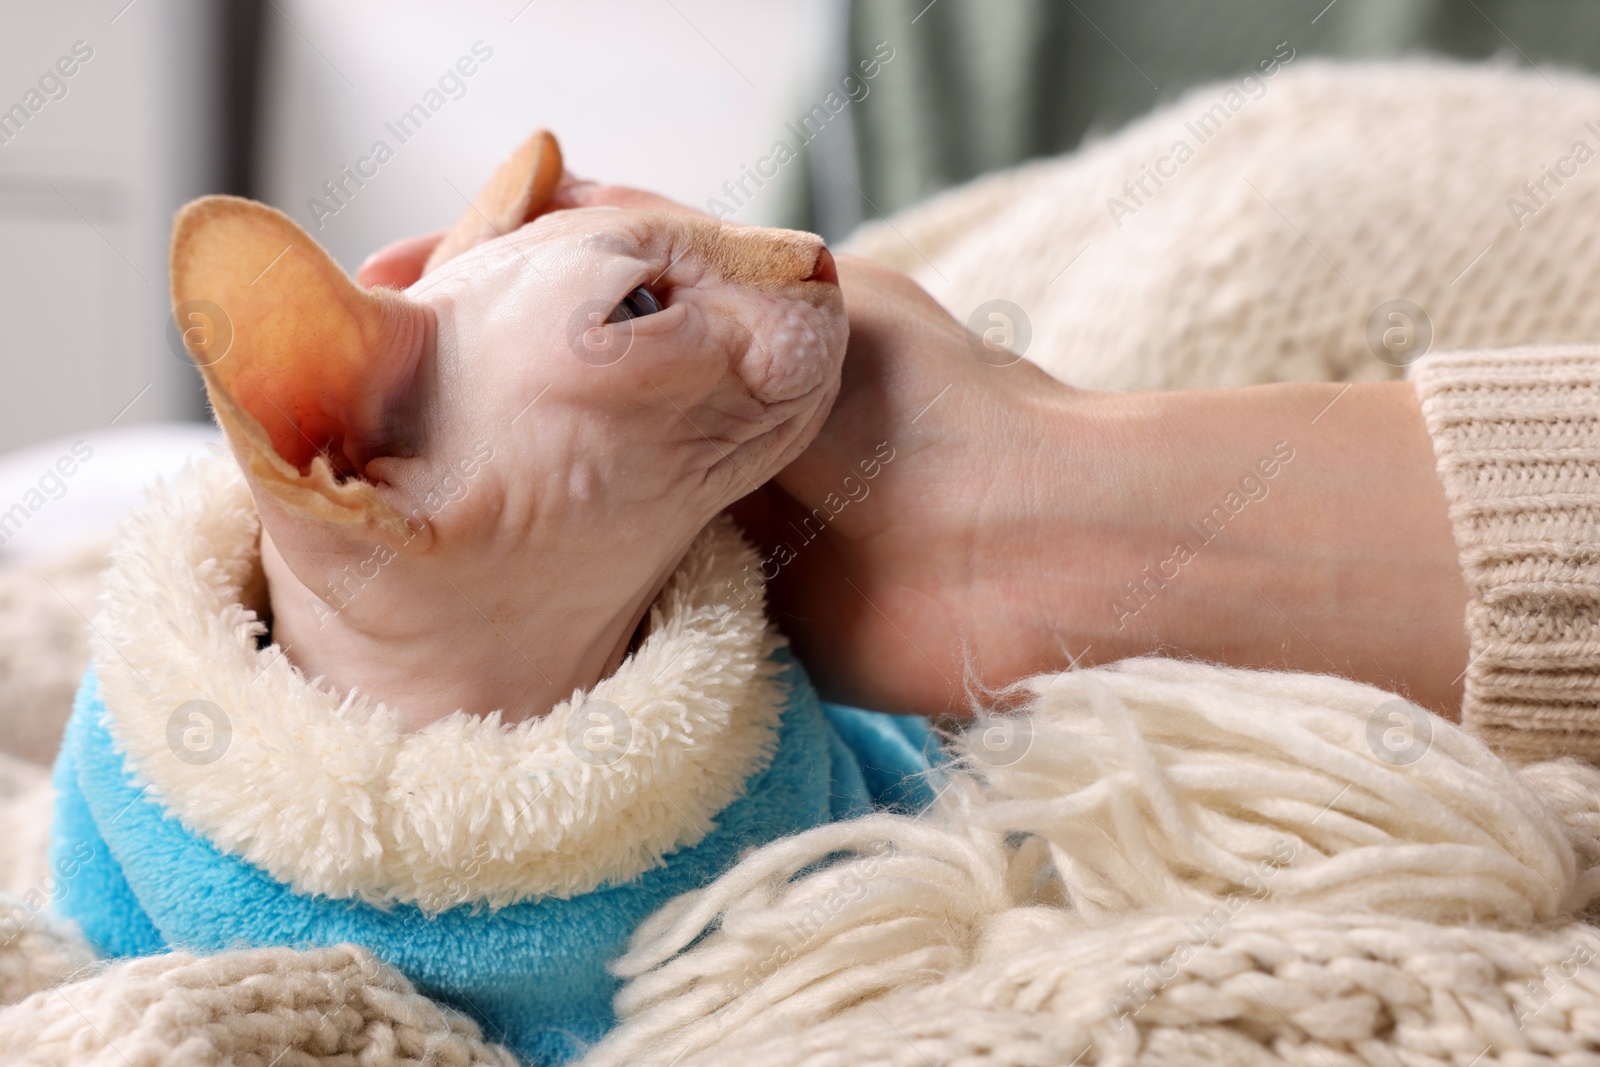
[1412,347,1600,762]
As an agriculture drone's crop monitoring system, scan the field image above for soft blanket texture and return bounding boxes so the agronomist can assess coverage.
[843,60,1600,392]
[42,454,934,1064]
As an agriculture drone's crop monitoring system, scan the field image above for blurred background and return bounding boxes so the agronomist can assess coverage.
[3,0,1600,560]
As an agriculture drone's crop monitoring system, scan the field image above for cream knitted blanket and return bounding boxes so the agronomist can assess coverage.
[843,59,1600,392]
[6,59,1600,1066]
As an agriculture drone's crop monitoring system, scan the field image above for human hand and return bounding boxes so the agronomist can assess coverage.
[735,256,1471,720]
[728,256,1080,715]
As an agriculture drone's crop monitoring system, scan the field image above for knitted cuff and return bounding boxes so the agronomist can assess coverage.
[1411,346,1600,762]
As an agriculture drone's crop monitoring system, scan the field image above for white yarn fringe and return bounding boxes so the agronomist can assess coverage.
[580,658,1600,1066]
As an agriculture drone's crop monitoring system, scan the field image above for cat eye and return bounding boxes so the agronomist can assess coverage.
[607,285,663,323]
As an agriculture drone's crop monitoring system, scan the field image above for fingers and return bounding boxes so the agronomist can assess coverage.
[356,230,448,289]
[354,180,711,293]
[544,175,711,219]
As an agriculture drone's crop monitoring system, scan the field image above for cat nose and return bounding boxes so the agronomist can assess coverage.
[805,246,839,286]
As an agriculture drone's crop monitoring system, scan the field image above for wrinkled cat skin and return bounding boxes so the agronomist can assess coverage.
[169,131,846,729]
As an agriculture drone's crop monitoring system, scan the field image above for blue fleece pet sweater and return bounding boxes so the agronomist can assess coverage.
[51,655,934,1065]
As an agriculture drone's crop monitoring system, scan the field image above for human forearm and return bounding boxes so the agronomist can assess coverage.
[1041,381,1469,717]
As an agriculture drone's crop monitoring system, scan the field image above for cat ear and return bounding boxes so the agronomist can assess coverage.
[169,195,427,539]
[423,129,563,272]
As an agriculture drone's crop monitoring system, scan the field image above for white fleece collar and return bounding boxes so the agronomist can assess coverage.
[88,452,786,912]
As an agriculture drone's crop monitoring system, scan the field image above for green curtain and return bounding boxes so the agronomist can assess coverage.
[785,0,1600,237]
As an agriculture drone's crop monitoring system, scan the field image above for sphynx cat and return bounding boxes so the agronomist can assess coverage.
[169,130,846,729]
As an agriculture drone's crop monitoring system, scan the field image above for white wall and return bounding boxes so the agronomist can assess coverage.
[258,0,843,273]
[0,0,218,453]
